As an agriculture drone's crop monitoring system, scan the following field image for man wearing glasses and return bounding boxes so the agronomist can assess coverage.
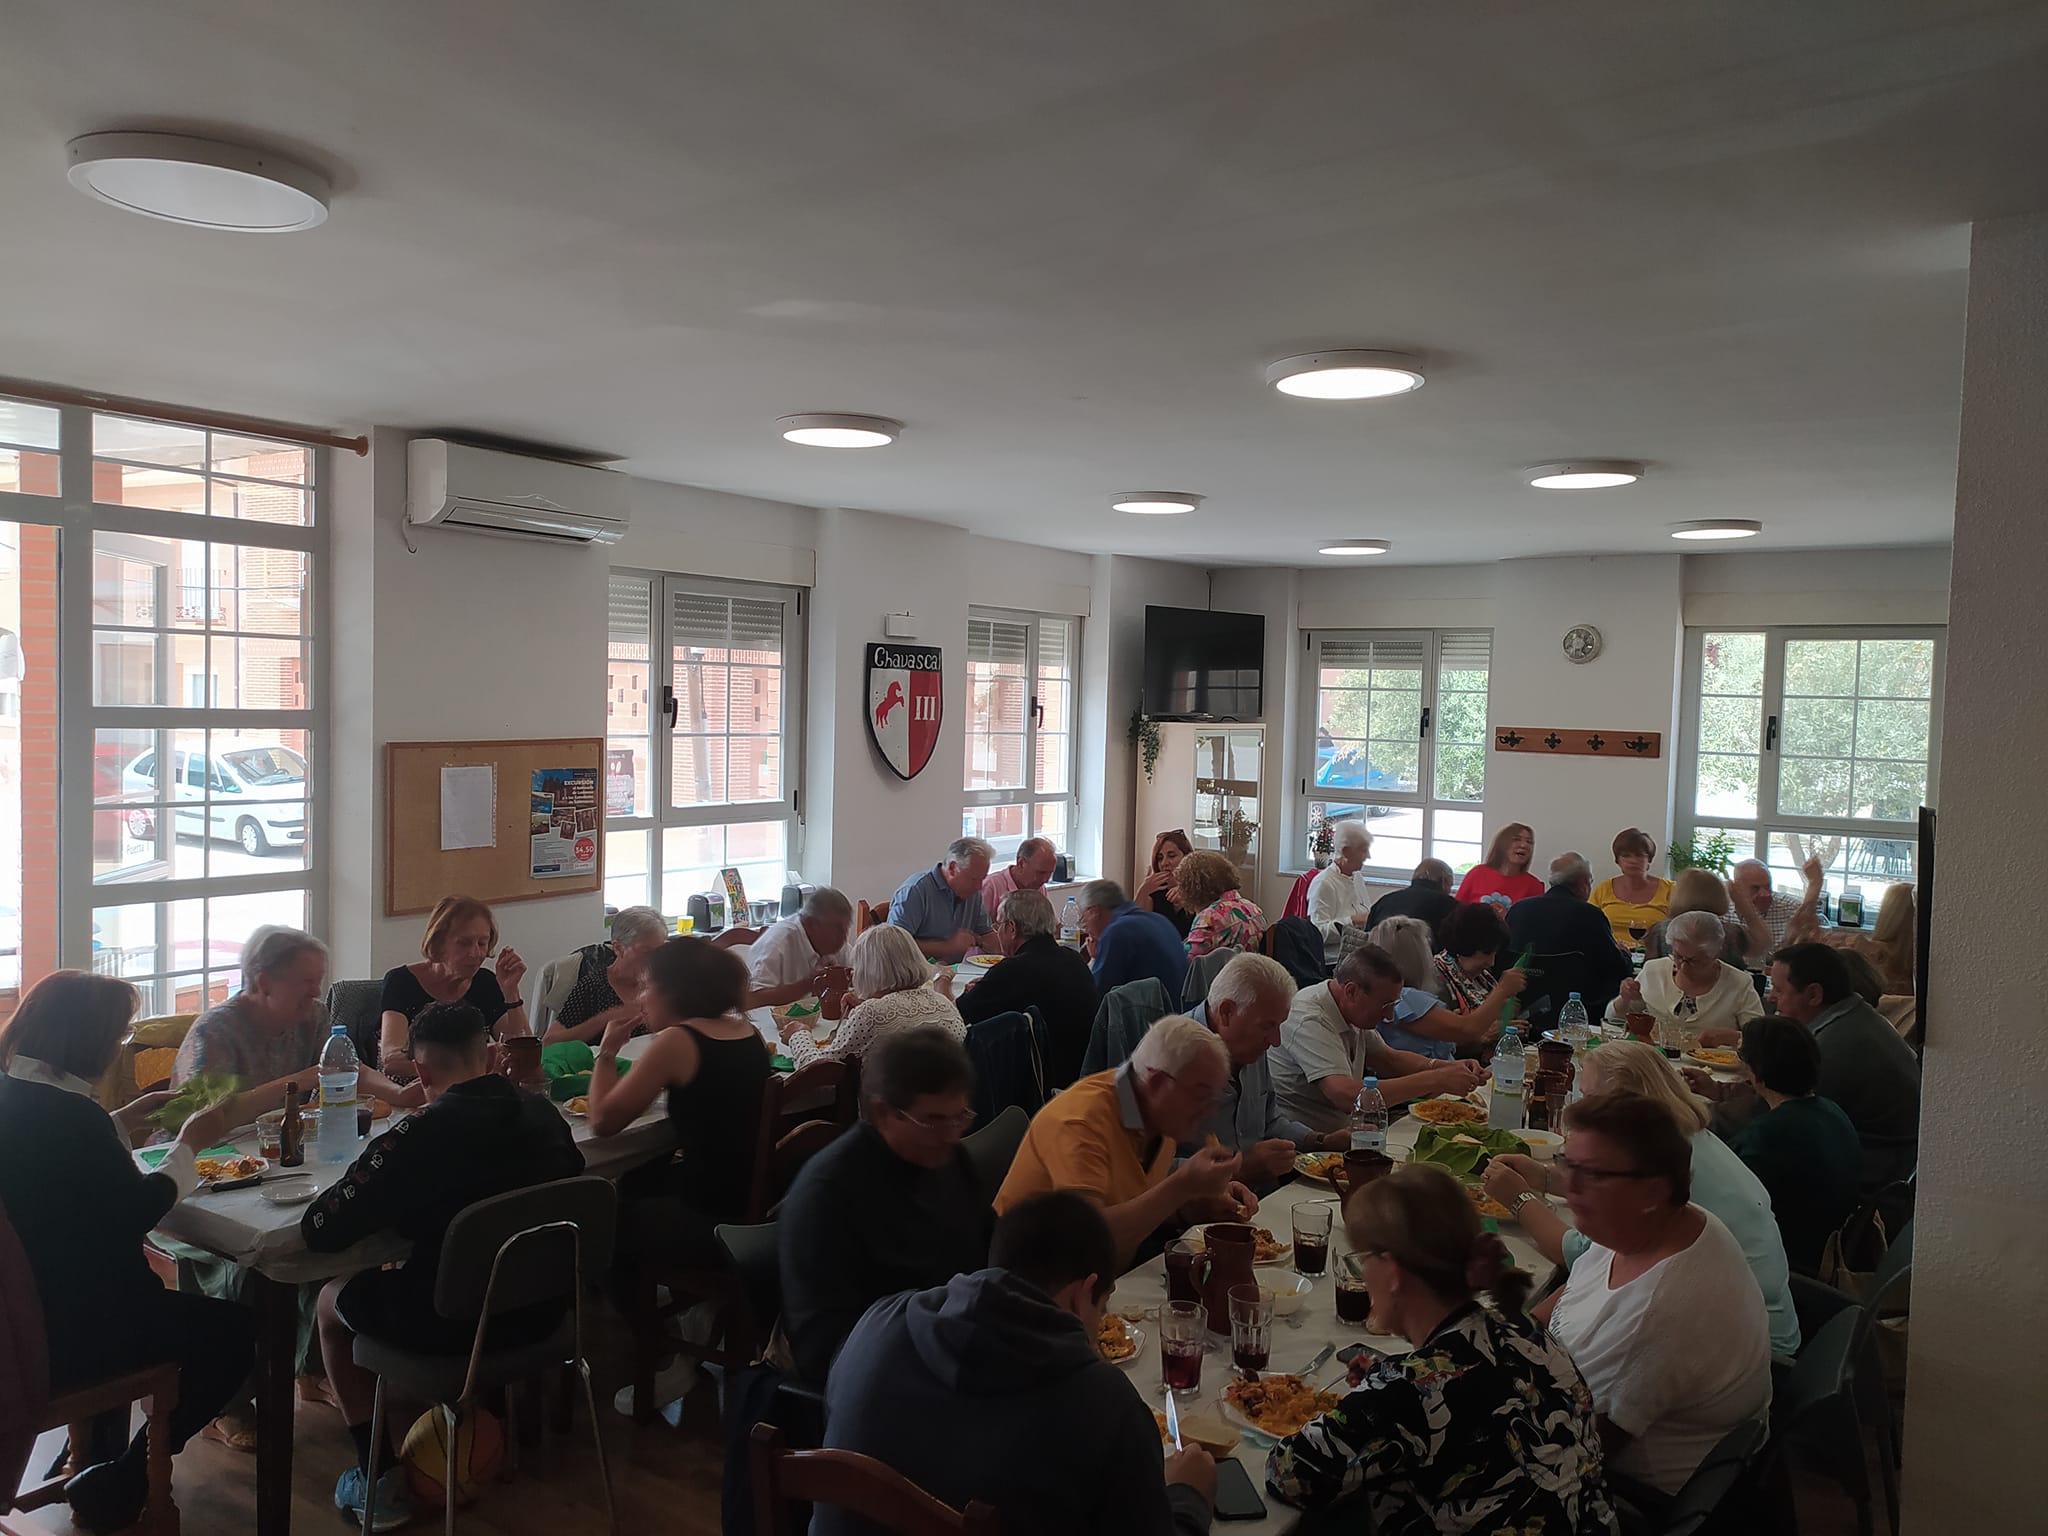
[776,1029,994,1384]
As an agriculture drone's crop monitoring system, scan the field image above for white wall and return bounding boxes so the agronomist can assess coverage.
[1903,212,2048,1524]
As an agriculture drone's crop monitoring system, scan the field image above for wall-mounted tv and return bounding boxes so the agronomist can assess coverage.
[1141,605,1264,721]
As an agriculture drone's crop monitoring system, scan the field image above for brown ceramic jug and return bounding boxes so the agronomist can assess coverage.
[1197,1223,1256,1335]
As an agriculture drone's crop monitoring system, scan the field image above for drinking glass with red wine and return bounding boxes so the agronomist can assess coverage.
[1160,1301,1205,1395]
[1229,1284,1274,1375]
[1292,1202,1333,1276]
[1334,1252,1373,1327]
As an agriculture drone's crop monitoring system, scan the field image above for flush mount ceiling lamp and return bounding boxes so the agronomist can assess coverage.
[1318,539,1392,556]
[1266,350,1426,400]
[776,413,903,448]
[1112,491,1204,515]
[65,131,330,231]
[1670,520,1763,541]
[1526,459,1645,490]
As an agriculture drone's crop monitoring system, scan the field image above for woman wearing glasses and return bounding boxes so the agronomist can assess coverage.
[1605,910,1762,1047]
[1483,1039,1799,1361]
[1530,1093,1773,1501]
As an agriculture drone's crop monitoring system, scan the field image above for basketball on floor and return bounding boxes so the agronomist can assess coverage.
[400,1407,505,1507]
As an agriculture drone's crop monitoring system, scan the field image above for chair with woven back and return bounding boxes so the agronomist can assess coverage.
[750,1424,997,1536]
[97,1013,199,1108]
[0,1202,181,1536]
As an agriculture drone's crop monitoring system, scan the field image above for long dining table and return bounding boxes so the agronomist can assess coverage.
[144,1097,675,1536]
[1103,1107,1562,1536]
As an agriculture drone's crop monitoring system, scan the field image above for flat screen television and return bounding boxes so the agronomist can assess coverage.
[1142,605,1263,720]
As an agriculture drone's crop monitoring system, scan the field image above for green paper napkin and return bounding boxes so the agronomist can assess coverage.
[137,1142,240,1167]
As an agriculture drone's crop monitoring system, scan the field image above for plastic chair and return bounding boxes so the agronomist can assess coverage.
[1646,1416,1771,1536]
[326,979,385,1071]
[749,1423,998,1536]
[1789,1274,1856,1343]
[960,1105,1029,1205]
[1768,1305,1895,1536]
[350,1177,618,1536]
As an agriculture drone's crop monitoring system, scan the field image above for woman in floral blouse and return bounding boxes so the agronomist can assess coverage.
[1171,849,1266,957]
[1267,1162,1617,1535]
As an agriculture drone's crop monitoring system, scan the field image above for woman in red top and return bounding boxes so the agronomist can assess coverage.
[1455,823,1542,911]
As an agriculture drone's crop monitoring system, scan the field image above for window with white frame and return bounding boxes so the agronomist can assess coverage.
[962,609,1077,860]
[1299,630,1491,876]
[0,396,322,1020]
[1678,627,1942,906]
[604,571,803,914]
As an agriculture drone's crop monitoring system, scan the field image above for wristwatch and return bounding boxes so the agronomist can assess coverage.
[1510,1190,1543,1218]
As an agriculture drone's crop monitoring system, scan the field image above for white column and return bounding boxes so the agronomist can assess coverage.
[1904,209,2048,1523]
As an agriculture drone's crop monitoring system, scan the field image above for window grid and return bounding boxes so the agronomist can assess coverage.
[962,609,1078,859]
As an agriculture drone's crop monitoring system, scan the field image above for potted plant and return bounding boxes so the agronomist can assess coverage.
[1669,830,1738,876]
[1128,710,1162,782]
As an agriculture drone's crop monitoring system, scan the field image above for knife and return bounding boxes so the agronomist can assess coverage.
[1299,1343,1335,1380]
[1163,1385,1183,1451]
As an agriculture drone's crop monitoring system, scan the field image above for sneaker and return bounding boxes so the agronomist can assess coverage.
[334,1463,415,1532]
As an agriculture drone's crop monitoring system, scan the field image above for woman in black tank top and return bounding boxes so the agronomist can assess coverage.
[584,937,771,1261]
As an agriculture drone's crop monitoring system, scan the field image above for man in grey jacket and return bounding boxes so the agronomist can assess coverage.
[816,1191,1215,1536]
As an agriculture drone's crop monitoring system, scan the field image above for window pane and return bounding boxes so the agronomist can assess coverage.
[1697,695,1762,755]
[1851,759,1928,823]
[98,464,208,514]
[209,476,310,526]
[1779,696,1853,758]
[661,822,785,915]
[1783,639,1857,697]
[1761,831,1914,908]
[0,400,58,450]
[1855,698,1930,770]
[671,735,729,806]
[1778,755,1852,818]
[1694,753,1759,818]
[963,804,1027,862]
[1431,807,1484,877]
[1367,738,1419,794]
[1031,801,1070,851]
[1434,742,1485,803]
[92,728,308,881]
[91,535,312,708]
[209,435,312,487]
[667,586,789,818]
[0,447,58,497]
[1699,633,1763,697]
[94,415,206,467]
[604,829,652,912]
[1357,804,1423,872]
[1684,826,1757,864]
[1034,731,1070,794]
[1857,639,1935,699]
[726,736,783,803]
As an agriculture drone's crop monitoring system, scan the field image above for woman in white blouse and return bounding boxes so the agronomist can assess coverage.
[1307,819,1373,954]
[1606,910,1762,1047]
[779,921,963,1068]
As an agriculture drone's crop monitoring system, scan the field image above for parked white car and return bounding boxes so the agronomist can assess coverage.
[120,745,307,856]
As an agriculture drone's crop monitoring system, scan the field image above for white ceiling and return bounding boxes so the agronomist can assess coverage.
[3,0,2044,565]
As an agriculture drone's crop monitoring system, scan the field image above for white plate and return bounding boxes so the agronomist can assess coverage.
[261,1177,318,1206]
[1683,1049,1743,1071]
[965,954,1002,969]
[194,1154,269,1187]
[1100,1321,1145,1367]
[1217,1386,1340,1446]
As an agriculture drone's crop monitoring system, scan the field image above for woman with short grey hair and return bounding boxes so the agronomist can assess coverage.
[538,904,673,1045]
[1609,907,1764,1048]
[782,923,964,1069]
[1307,819,1375,955]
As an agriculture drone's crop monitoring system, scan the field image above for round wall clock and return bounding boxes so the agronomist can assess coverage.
[1562,624,1603,664]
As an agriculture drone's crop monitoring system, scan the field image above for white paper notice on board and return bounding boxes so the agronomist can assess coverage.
[439,765,497,850]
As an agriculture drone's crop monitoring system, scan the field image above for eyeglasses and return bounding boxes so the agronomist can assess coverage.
[893,1106,976,1135]
[1556,1156,1658,1186]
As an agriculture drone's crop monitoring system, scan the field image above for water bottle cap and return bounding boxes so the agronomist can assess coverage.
[330,1023,346,1033]
[1567,992,1582,1001]
[1361,1077,1378,1089]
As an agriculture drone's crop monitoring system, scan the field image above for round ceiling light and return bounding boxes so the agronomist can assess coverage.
[1670,520,1763,541]
[776,413,903,448]
[1112,492,1203,515]
[1526,460,1645,490]
[65,132,330,232]
[1318,539,1392,557]
[1266,350,1425,400]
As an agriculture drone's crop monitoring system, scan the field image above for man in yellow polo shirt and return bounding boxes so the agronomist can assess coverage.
[996,1014,1256,1264]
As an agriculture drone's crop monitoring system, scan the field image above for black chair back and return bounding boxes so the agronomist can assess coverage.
[1868,1216,1913,1313]
[963,1009,1047,1129]
[1657,1416,1769,1536]
[715,1221,781,1338]
[960,1105,1029,1204]
[327,978,384,1068]
[1788,1274,1856,1346]
[431,1175,617,1321]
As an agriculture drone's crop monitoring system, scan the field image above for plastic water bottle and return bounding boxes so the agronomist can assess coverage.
[315,1024,360,1164]
[1348,1077,1387,1154]
[1489,1017,1526,1131]
[1559,992,1591,1050]
[1060,896,1080,946]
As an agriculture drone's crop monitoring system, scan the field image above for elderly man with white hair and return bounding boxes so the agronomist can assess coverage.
[538,904,672,1044]
[1182,953,1351,1189]
[890,836,999,960]
[1503,851,1635,1029]
[1608,909,1763,1047]
[996,1012,1257,1265]
[1728,856,1824,965]
[746,886,856,1009]
[1306,819,1375,957]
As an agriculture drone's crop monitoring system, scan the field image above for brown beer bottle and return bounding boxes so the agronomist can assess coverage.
[280,1082,305,1168]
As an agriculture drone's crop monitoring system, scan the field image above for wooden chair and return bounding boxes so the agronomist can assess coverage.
[854,900,889,933]
[1,1208,182,1536]
[749,1424,997,1536]
[713,927,764,950]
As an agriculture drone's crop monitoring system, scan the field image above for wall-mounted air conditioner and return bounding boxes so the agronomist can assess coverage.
[405,439,629,546]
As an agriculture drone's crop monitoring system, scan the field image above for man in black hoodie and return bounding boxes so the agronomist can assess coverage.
[302,1001,583,1529]
[817,1191,1216,1536]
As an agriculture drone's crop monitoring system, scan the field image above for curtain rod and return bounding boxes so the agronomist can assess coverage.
[0,376,369,457]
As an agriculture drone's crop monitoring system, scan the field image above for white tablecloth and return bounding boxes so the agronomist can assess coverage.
[147,1097,676,1284]
[1103,1113,1565,1535]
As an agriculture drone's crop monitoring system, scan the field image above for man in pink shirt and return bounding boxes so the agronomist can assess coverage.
[981,837,1058,928]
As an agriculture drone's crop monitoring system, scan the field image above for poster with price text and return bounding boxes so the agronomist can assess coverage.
[530,766,600,878]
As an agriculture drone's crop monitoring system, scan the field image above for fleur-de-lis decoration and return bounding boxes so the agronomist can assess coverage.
[1543,732,1562,749]
[1624,735,1652,754]
[1499,729,1524,748]
[1586,734,1606,752]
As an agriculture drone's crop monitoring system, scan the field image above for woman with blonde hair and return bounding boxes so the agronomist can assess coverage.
[782,921,963,1067]
[1590,828,1673,947]
[1171,848,1266,957]
[1482,1039,1799,1359]
[1368,916,1501,1057]
[1454,822,1541,911]
[1814,882,1915,996]
[0,972,255,1533]
[1643,866,1749,968]
[1267,1162,1615,1533]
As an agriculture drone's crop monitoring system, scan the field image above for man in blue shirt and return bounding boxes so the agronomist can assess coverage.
[1077,879,1187,997]
[889,836,998,960]
[1180,953,1350,1191]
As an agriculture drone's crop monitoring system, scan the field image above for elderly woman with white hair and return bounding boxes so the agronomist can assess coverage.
[1367,916,1504,1059]
[1607,908,1763,1048]
[1307,818,1375,955]
[783,922,964,1068]
[538,904,673,1045]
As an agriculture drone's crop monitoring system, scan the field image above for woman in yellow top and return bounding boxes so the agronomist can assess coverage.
[1590,827,1672,947]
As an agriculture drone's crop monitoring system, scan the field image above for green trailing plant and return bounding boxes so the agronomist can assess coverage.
[1669,829,1738,877]
[1128,710,1162,781]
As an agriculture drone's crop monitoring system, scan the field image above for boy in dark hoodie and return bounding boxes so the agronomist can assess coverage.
[817,1190,1216,1536]
[302,1001,584,1529]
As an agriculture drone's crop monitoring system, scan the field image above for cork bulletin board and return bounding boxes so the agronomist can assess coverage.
[384,737,604,916]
